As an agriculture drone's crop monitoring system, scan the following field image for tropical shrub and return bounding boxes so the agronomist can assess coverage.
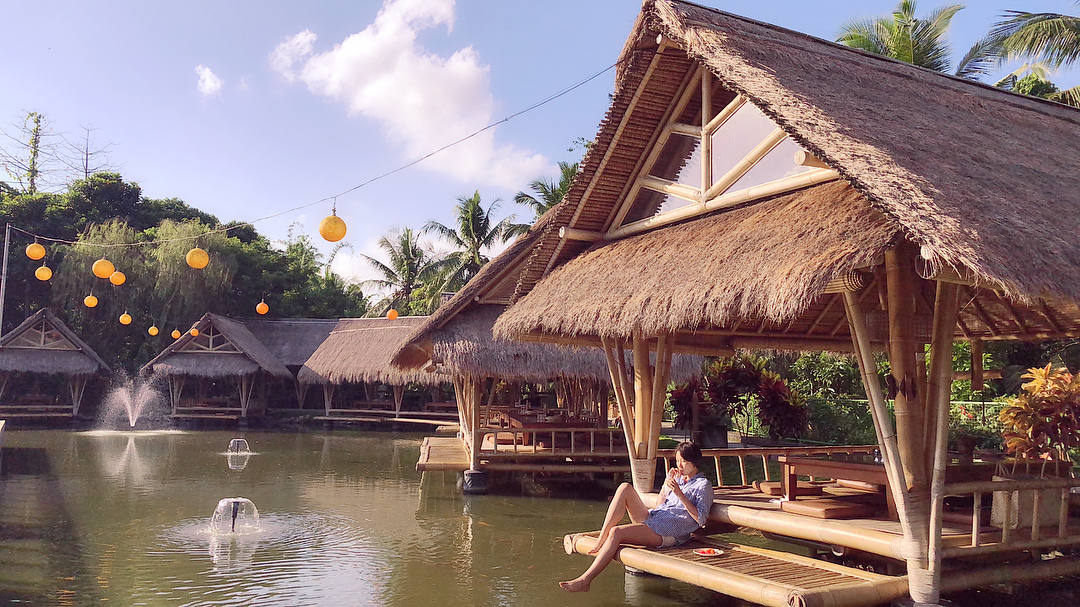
[999,364,1080,460]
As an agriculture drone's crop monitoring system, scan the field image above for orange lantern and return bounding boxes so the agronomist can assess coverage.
[148,325,160,336]
[319,212,347,242]
[34,264,52,281]
[109,271,126,286]
[92,258,115,279]
[119,313,132,325]
[256,300,269,315]
[387,309,399,320]
[83,294,98,308]
[25,242,45,260]
[190,328,200,337]
[171,329,181,339]
[186,247,209,269]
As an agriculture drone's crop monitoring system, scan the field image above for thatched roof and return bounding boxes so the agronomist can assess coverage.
[0,308,110,375]
[298,317,443,386]
[141,313,292,379]
[498,0,1080,347]
[242,318,337,366]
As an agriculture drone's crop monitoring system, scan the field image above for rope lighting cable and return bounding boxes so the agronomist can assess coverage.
[5,59,622,251]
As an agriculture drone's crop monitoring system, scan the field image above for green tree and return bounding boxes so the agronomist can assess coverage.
[423,191,519,293]
[991,4,1080,106]
[362,227,445,316]
[837,1,1001,79]
[513,161,579,220]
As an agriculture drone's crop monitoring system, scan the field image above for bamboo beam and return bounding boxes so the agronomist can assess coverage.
[700,70,713,192]
[794,149,830,169]
[970,339,984,391]
[926,282,961,604]
[704,94,745,134]
[702,127,788,201]
[558,227,605,242]
[602,338,636,458]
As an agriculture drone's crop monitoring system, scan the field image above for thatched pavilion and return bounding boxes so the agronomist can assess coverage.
[491,0,1080,604]
[141,313,292,418]
[0,308,110,418]
[298,316,444,417]
[393,212,701,473]
[242,317,337,408]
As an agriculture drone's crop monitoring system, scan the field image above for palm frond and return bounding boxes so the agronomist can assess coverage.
[955,34,1005,79]
[1049,83,1080,107]
[994,11,1080,68]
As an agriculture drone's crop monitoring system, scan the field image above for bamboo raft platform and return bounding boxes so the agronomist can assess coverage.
[564,533,910,607]
[417,436,470,471]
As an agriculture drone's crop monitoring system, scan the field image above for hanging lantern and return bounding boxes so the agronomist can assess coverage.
[387,309,399,320]
[92,258,115,279]
[109,270,126,286]
[190,328,200,337]
[34,264,52,281]
[119,312,132,325]
[319,211,347,242]
[148,325,159,336]
[186,247,209,269]
[84,294,98,308]
[255,300,269,315]
[25,242,45,260]
[171,329,181,339]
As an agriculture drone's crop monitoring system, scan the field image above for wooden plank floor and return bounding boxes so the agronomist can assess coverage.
[565,533,910,607]
[416,437,469,472]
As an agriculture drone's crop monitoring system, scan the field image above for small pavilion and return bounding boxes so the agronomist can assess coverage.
[492,1,1080,604]
[242,317,337,408]
[141,313,293,419]
[0,308,110,418]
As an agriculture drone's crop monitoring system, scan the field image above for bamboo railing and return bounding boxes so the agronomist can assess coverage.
[942,476,1080,557]
[656,445,878,487]
[472,427,627,457]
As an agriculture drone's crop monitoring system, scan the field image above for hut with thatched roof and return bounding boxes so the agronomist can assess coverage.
[298,316,444,417]
[242,317,337,408]
[0,308,110,418]
[141,313,293,419]
[490,0,1080,603]
[393,211,701,472]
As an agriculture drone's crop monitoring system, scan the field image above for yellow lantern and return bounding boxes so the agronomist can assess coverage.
[34,264,52,281]
[148,325,159,336]
[190,328,200,337]
[255,300,269,315]
[84,294,98,308]
[186,247,209,269]
[119,313,132,325]
[109,271,126,286]
[25,242,45,260]
[92,258,115,279]
[387,309,399,320]
[319,212,347,242]
[171,329,181,339]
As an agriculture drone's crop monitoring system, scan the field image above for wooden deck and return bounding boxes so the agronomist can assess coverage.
[417,436,470,472]
[565,533,910,607]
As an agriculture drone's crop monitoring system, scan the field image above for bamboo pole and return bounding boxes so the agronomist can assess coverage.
[926,282,961,604]
[602,338,637,459]
[633,332,652,458]
[471,376,482,470]
[647,334,673,461]
[971,339,984,391]
[886,245,927,491]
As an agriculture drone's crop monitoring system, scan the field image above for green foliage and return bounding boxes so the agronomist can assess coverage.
[804,397,879,445]
[1014,72,1059,97]
[1000,364,1080,460]
[513,161,579,221]
[362,227,445,316]
[422,191,518,294]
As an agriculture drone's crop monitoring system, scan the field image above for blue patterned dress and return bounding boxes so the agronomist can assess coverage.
[643,473,714,545]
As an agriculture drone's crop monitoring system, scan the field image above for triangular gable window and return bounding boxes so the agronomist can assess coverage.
[179,324,241,353]
[6,318,78,350]
[609,64,836,239]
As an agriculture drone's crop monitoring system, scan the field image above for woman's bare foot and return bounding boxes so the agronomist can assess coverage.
[559,578,591,592]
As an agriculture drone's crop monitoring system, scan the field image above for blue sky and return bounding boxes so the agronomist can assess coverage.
[2,0,1076,287]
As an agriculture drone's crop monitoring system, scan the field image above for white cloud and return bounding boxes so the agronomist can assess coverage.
[194,65,224,96]
[269,0,551,190]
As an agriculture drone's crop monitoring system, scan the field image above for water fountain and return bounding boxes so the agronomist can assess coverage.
[209,498,260,535]
[227,438,250,453]
[101,372,167,429]
[225,438,253,470]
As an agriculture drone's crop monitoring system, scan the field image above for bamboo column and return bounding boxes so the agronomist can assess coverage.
[602,337,637,459]
[633,332,652,459]
[886,244,927,491]
[393,384,405,416]
[470,376,483,470]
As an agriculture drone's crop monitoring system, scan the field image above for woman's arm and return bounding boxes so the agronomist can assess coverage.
[667,477,710,527]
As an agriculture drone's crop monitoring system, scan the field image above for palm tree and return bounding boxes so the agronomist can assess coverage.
[514,161,579,220]
[361,227,445,316]
[837,1,1001,80]
[423,191,520,293]
[991,3,1080,106]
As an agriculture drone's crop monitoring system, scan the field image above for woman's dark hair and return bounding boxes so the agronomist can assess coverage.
[676,441,704,467]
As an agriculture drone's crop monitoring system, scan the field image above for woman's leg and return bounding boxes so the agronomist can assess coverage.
[589,483,651,554]
[560,523,662,593]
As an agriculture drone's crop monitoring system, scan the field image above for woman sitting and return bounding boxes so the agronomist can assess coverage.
[559,441,714,592]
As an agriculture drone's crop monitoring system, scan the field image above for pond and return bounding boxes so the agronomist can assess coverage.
[0,429,750,606]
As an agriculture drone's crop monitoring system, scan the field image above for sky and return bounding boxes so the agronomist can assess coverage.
[2,0,1077,290]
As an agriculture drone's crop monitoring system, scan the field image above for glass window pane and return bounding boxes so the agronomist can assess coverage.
[726,137,811,193]
[710,101,777,181]
[621,188,668,224]
[648,134,701,189]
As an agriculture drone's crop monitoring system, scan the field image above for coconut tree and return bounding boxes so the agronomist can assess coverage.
[423,190,519,294]
[991,3,1080,106]
[837,0,1001,80]
[513,161,579,220]
[361,227,445,316]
